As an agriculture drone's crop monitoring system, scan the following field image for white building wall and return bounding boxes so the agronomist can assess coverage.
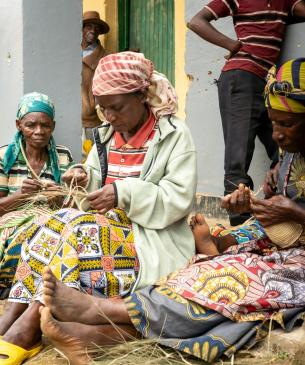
[0,0,82,162]
[0,0,24,145]
[185,0,305,196]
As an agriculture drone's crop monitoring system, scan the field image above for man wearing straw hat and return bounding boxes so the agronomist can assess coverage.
[82,11,110,159]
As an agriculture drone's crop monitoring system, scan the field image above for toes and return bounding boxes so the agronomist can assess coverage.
[44,281,56,290]
[195,213,205,225]
[44,287,55,296]
[43,267,57,283]
[190,216,196,230]
[40,306,53,330]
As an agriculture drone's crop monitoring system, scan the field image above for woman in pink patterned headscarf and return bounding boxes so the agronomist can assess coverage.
[92,51,178,119]
[0,53,197,363]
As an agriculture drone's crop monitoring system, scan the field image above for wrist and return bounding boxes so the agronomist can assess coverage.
[228,39,242,53]
[290,205,305,224]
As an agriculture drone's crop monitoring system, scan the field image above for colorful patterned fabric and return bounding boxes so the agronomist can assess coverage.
[126,285,305,362]
[16,92,55,120]
[211,219,267,244]
[0,143,74,193]
[157,240,305,322]
[105,112,157,184]
[265,58,305,113]
[125,149,305,361]
[9,208,138,303]
[205,0,300,79]
[0,208,52,290]
[92,52,178,119]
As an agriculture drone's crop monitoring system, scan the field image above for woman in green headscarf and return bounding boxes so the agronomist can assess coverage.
[0,92,74,298]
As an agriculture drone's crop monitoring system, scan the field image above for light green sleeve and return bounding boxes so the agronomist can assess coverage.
[114,150,197,230]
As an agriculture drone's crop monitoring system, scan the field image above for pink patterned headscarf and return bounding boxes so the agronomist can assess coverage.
[92,52,178,118]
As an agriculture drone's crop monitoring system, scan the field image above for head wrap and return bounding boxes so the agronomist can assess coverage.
[3,93,61,183]
[17,92,55,120]
[92,52,178,119]
[265,58,305,113]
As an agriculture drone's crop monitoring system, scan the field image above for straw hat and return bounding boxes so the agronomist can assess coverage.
[83,11,110,35]
[264,221,304,248]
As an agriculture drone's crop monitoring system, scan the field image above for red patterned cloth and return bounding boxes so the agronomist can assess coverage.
[92,52,178,118]
[162,239,305,322]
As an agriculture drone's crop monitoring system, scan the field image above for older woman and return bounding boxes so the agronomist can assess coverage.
[0,52,196,364]
[34,58,305,365]
[0,92,74,299]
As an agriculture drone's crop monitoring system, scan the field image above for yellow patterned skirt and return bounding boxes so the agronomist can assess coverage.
[9,208,138,303]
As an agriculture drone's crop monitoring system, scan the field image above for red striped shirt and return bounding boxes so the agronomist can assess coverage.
[105,111,157,184]
[205,0,302,79]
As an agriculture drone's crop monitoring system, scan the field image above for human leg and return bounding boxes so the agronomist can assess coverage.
[0,301,42,361]
[0,302,28,335]
[190,214,237,254]
[43,267,131,325]
[218,70,267,225]
[257,108,279,167]
[40,306,138,365]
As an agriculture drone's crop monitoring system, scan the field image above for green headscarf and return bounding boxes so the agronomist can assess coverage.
[3,92,61,183]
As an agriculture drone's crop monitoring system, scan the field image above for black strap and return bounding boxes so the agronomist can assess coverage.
[93,128,109,187]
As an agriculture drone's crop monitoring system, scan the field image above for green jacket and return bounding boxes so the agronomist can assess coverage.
[81,115,197,290]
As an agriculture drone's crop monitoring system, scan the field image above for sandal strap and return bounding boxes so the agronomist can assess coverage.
[0,339,42,364]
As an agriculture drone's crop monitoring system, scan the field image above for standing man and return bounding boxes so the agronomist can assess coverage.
[188,0,305,225]
[82,11,110,159]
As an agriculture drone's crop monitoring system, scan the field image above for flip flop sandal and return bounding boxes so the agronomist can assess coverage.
[0,338,42,364]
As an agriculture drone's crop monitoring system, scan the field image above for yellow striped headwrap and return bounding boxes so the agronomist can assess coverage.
[265,58,305,113]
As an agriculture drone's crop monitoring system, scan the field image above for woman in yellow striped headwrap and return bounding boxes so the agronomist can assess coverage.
[265,58,305,114]
[219,58,305,244]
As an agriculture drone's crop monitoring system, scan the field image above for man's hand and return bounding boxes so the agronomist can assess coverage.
[221,183,251,213]
[224,39,242,60]
[263,163,280,198]
[62,168,88,188]
[250,195,303,227]
[87,184,116,214]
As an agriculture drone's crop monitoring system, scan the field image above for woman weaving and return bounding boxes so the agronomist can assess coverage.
[0,92,74,299]
[32,58,305,365]
[0,52,197,364]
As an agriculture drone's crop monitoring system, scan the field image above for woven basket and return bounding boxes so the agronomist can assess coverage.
[264,221,304,248]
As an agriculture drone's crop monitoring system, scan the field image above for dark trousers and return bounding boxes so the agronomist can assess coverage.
[218,70,278,225]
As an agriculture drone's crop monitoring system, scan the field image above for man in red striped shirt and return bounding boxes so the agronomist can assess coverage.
[189,0,305,225]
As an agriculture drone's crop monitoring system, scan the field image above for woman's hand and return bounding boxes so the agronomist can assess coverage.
[87,184,116,214]
[263,163,280,198]
[21,179,43,194]
[221,183,252,213]
[250,195,305,227]
[62,168,88,187]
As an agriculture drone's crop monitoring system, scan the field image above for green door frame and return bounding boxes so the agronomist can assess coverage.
[118,0,130,51]
[118,0,175,84]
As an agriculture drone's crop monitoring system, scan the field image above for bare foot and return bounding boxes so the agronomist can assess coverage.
[190,213,219,255]
[43,267,130,325]
[40,307,90,365]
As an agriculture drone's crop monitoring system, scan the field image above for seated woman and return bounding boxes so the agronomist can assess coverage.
[35,58,305,365]
[0,92,74,299]
[0,52,197,364]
